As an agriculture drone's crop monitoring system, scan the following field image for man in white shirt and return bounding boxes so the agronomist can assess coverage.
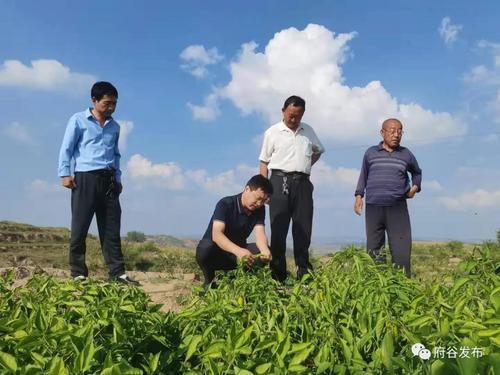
[259,96,325,281]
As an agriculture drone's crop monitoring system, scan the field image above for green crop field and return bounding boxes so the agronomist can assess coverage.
[0,243,499,374]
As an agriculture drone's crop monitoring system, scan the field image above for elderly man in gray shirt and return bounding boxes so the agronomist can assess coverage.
[260,95,325,281]
[354,118,422,277]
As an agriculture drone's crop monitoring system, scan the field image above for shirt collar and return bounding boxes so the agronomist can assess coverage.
[86,108,114,122]
[236,193,252,216]
[85,108,93,119]
[279,120,303,133]
[378,141,401,152]
[236,193,244,214]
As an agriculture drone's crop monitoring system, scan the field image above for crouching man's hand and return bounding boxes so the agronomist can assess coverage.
[259,249,272,263]
[234,248,255,265]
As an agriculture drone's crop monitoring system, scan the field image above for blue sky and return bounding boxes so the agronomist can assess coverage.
[1,0,499,245]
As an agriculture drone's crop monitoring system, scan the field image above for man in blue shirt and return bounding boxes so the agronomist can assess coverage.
[354,118,422,277]
[196,175,273,287]
[58,81,138,285]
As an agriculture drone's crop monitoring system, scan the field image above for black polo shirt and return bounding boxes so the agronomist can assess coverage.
[202,193,265,247]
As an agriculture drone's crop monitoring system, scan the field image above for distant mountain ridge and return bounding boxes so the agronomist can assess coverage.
[0,221,70,243]
[145,235,197,249]
[0,220,196,249]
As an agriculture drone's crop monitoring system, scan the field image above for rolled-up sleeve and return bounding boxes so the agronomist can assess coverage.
[58,115,79,177]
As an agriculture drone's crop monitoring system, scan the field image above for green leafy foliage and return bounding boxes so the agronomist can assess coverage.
[0,275,182,374]
[177,246,499,374]
[0,245,498,374]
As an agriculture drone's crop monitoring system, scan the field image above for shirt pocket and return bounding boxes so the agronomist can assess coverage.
[102,129,117,147]
[297,135,313,157]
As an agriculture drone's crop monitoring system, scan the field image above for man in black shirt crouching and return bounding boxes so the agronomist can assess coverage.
[196,175,273,287]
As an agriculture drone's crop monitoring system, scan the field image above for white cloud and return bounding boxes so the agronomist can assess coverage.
[482,133,498,143]
[311,160,359,191]
[187,92,220,121]
[126,154,187,190]
[186,169,241,195]
[455,167,500,190]
[439,189,500,210]
[463,41,500,122]
[438,17,463,46]
[0,59,96,92]
[191,24,466,144]
[488,90,500,123]
[3,122,36,145]
[117,120,133,151]
[27,179,62,196]
[180,45,223,78]
[464,41,500,85]
[424,180,443,191]
[464,65,492,84]
[125,154,250,195]
[464,40,500,86]
[236,164,259,176]
[125,154,361,203]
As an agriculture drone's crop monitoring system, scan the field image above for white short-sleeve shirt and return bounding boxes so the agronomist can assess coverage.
[259,121,325,175]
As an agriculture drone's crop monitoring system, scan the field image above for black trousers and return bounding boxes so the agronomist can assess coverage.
[195,240,260,286]
[269,173,314,281]
[70,171,125,278]
[365,200,412,277]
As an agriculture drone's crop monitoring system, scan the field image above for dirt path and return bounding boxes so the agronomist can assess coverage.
[0,267,198,312]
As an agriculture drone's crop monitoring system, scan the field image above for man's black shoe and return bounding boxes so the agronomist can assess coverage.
[111,274,140,286]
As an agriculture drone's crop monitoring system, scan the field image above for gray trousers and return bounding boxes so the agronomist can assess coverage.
[365,200,411,277]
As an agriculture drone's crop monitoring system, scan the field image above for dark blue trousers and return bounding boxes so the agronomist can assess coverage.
[269,173,314,281]
[70,171,125,278]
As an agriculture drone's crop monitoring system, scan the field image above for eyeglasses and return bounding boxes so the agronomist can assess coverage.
[383,128,404,136]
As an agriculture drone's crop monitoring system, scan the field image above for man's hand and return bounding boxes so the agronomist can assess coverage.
[354,195,363,215]
[407,185,418,199]
[259,248,272,263]
[311,153,321,166]
[61,176,76,189]
[234,248,255,265]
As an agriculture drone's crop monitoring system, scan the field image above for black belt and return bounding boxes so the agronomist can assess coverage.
[84,168,115,177]
[272,170,309,180]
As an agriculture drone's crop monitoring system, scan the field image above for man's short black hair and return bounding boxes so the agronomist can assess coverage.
[246,174,273,195]
[283,95,305,110]
[91,81,118,100]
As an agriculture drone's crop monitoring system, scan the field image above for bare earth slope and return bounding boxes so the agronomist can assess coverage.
[0,221,200,312]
